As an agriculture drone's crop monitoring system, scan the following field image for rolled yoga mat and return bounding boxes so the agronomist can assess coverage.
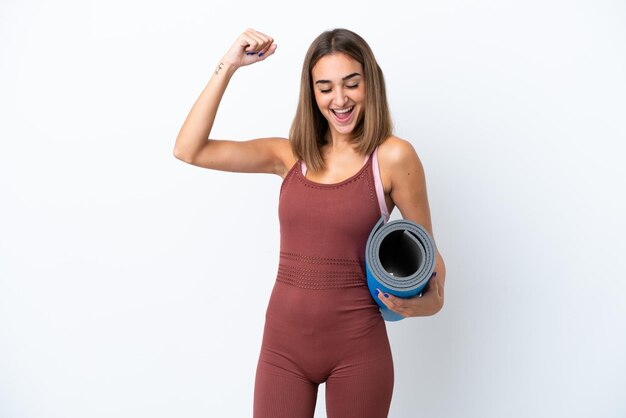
[365,216,437,321]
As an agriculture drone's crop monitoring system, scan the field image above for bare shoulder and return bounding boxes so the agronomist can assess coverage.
[378,135,425,180]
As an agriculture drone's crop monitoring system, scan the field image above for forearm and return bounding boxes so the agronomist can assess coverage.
[173,61,238,163]
[434,250,446,289]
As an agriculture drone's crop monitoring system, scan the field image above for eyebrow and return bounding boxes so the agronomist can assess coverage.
[315,72,361,85]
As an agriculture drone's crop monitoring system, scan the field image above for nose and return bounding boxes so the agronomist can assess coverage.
[333,87,348,107]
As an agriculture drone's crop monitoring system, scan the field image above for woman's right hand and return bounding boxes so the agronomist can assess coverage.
[221,28,277,69]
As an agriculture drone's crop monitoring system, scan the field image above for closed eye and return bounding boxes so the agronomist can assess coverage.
[319,84,359,94]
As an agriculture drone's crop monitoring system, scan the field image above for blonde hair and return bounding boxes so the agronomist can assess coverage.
[289,29,393,172]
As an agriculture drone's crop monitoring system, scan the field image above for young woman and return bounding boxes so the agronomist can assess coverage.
[174,27,446,418]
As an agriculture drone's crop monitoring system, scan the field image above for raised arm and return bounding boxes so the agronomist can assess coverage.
[173,29,293,176]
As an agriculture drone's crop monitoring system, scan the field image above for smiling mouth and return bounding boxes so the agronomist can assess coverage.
[331,106,354,122]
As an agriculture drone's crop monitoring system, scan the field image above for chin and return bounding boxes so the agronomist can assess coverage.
[327,116,359,137]
[328,123,355,137]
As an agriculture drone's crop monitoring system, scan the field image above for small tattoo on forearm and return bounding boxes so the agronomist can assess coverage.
[215,62,224,75]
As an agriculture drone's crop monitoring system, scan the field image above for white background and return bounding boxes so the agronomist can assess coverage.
[1,1,625,417]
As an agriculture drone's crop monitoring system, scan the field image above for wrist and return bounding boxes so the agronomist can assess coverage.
[214,60,238,77]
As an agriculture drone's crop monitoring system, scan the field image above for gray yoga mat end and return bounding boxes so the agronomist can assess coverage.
[365,216,437,321]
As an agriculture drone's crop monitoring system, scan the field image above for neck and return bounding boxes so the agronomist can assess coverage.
[326,131,354,150]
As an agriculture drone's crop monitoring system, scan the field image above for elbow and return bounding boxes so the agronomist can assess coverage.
[173,145,195,164]
[172,147,186,162]
[432,297,444,315]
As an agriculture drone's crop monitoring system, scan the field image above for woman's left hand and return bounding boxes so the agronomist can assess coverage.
[376,272,444,318]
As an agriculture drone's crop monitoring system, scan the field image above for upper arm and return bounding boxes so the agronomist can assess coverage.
[379,137,446,284]
[175,136,296,177]
[379,137,433,233]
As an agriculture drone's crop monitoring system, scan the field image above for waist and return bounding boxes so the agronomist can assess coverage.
[276,251,367,289]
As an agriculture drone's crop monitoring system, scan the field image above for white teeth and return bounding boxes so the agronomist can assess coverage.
[333,106,353,114]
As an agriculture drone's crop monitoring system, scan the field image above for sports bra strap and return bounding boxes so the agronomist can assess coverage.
[372,147,390,222]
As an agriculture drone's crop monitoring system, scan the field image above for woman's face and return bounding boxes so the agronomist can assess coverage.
[311,52,365,139]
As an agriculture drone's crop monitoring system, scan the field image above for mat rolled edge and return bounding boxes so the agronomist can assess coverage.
[365,216,437,321]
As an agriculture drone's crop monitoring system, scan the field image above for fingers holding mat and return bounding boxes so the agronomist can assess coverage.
[365,216,437,321]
